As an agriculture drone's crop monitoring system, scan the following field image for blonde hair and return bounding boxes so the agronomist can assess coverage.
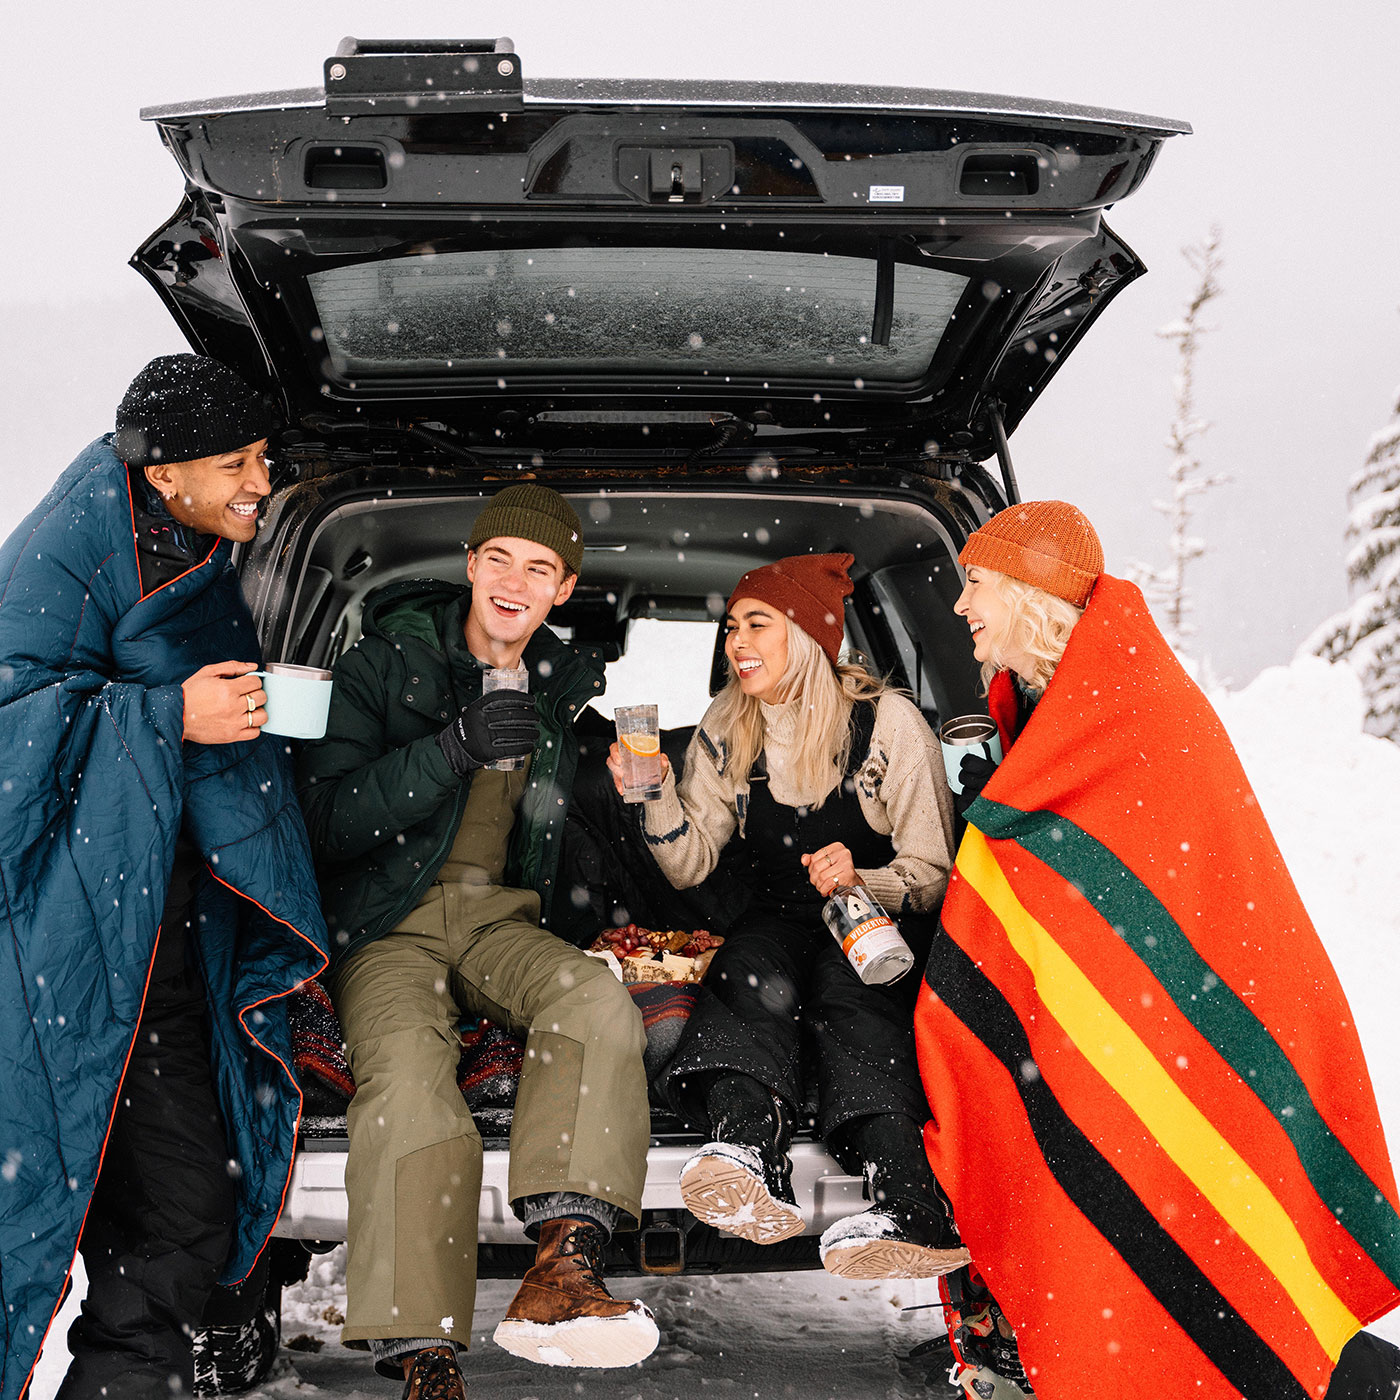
[705,617,892,808]
[980,570,1083,694]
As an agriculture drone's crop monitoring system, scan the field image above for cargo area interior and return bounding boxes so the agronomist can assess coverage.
[278,482,981,729]
[265,474,979,1272]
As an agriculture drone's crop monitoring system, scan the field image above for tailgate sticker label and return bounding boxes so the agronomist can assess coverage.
[868,184,906,202]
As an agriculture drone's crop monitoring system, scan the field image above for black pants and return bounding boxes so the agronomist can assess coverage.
[57,913,235,1400]
[658,909,928,1136]
[1325,1330,1400,1399]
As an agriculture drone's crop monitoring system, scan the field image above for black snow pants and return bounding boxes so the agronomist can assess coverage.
[656,724,934,1138]
[1324,1330,1400,1399]
[659,906,933,1135]
[57,871,236,1400]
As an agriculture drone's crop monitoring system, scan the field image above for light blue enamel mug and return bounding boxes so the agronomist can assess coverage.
[255,662,334,740]
[939,714,1003,793]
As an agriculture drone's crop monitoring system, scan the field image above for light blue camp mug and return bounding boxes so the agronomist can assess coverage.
[939,714,1003,794]
[254,662,334,740]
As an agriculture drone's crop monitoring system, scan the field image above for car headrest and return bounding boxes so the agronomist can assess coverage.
[552,594,629,662]
[709,619,729,696]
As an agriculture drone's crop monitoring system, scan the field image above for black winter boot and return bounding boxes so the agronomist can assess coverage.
[819,1113,970,1279]
[680,1073,805,1244]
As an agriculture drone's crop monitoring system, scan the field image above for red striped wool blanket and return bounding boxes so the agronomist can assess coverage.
[915,574,1400,1400]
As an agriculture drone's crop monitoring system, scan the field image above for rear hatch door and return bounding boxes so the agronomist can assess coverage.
[134,40,1189,460]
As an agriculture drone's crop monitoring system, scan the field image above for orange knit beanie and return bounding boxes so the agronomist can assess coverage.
[958,500,1103,607]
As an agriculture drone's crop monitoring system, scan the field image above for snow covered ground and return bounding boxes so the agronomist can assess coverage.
[1207,657,1400,1164]
[26,653,1400,1398]
[263,1261,950,1399]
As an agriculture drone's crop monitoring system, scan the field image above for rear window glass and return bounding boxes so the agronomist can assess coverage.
[306,248,968,381]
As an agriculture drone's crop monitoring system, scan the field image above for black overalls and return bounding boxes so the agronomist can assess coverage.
[656,704,933,1139]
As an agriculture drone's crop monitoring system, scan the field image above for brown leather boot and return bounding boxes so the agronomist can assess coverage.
[400,1344,466,1400]
[492,1218,659,1368]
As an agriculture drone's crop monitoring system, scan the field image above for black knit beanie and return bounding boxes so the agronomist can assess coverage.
[115,354,274,467]
[467,483,584,576]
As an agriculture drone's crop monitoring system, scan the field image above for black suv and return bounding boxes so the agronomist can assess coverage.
[135,32,1186,1310]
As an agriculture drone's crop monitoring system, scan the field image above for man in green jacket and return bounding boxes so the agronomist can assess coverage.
[298,485,656,1397]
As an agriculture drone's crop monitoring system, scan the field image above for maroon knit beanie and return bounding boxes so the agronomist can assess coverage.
[727,552,855,665]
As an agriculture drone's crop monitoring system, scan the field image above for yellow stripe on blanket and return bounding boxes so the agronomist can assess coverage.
[957,826,1357,1359]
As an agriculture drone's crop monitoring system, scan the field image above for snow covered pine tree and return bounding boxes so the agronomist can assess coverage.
[1310,380,1400,741]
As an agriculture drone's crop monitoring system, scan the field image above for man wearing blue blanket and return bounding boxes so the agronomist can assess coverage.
[0,355,329,1400]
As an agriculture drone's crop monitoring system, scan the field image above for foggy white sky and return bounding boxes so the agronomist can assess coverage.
[3,0,1398,680]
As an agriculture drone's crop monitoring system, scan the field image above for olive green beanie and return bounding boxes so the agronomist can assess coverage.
[467,483,584,576]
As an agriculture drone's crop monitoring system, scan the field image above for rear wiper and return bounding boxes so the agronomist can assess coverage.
[682,414,756,468]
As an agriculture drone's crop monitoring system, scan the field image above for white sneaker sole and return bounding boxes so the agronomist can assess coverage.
[679,1148,806,1244]
[820,1236,971,1279]
[492,1306,659,1368]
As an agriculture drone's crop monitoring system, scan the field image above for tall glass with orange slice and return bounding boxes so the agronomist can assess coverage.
[614,703,663,802]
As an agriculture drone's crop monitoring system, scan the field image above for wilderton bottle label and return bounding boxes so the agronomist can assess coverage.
[821,884,915,986]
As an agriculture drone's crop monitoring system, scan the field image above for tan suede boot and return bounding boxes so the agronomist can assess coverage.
[492,1218,659,1368]
[400,1344,466,1400]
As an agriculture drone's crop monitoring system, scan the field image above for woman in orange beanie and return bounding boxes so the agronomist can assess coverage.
[944,499,1102,812]
[606,553,965,1281]
[919,501,1400,1400]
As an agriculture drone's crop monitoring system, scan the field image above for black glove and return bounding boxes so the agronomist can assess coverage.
[436,689,539,777]
[953,752,998,818]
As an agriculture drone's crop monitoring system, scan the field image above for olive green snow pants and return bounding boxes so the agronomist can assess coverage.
[329,892,648,1346]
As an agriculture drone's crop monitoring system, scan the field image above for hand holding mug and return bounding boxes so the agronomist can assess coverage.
[939,715,1003,796]
[954,752,999,817]
[181,661,265,744]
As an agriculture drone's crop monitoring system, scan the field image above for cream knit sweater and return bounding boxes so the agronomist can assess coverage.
[640,691,955,915]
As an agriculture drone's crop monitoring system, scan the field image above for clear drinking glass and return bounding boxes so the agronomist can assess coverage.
[482,666,529,770]
[614,703,663,802]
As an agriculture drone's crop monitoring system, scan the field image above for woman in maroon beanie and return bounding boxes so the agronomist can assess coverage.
[607,553,963,1279]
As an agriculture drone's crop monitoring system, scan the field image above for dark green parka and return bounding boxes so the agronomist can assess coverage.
[297,579,605,961]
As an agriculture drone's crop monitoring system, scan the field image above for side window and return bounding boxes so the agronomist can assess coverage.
[588,619,718,730]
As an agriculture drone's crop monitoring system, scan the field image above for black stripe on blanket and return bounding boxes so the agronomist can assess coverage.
[924,930,1307,1400]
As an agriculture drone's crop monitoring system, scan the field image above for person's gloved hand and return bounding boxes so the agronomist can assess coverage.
[954,753,999,818]
[436,689,539,776]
